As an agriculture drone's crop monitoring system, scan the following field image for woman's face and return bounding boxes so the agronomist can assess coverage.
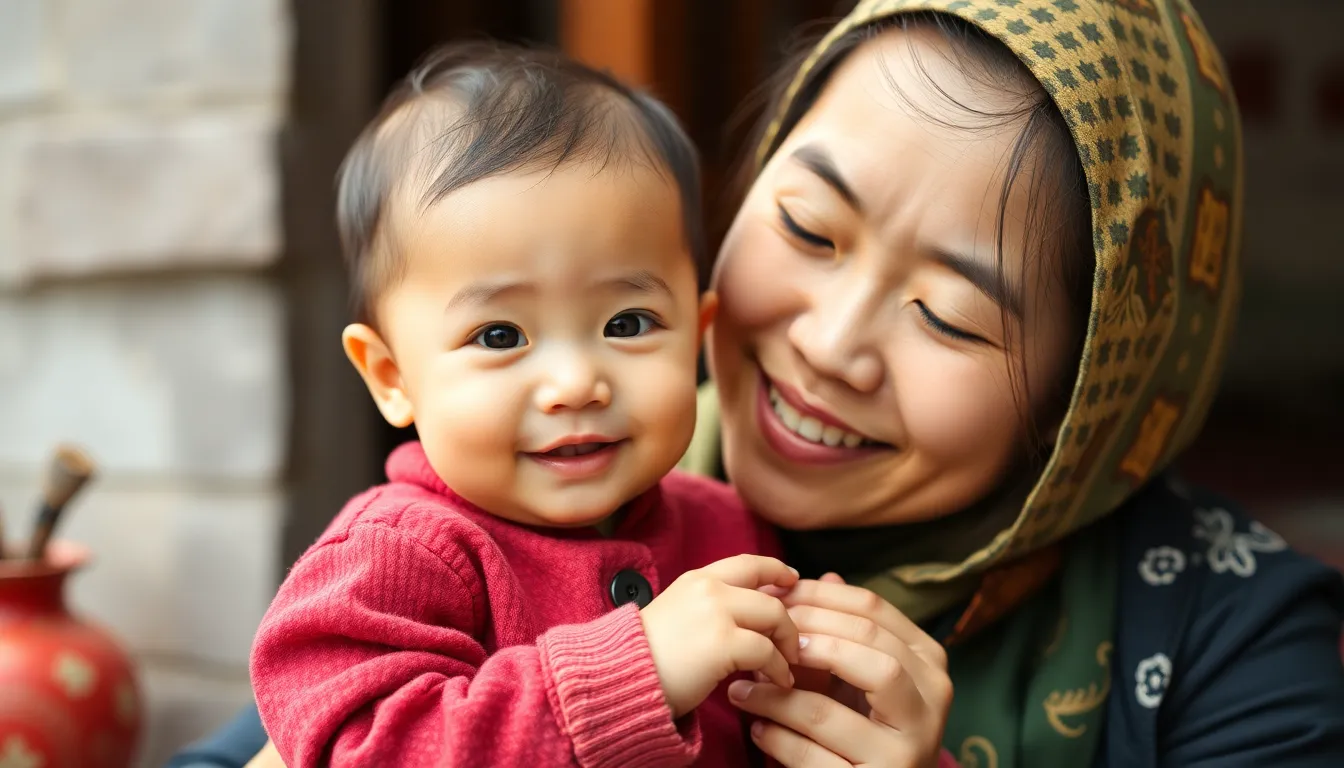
[709,26,1078,530]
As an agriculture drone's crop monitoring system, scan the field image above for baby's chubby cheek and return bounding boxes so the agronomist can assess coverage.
[631,362,699,453]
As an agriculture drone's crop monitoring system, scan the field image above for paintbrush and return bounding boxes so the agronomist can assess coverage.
[27,445,96,561]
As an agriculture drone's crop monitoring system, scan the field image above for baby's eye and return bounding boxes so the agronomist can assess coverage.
[472,324,527,349]
[604,312,659,338]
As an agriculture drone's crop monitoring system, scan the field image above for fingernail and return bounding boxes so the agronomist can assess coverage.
[753,670,766,683]
[787,671,795,687]
[728,680,754,701]
[751,721,764,739]
[798,635,810,650]
[788,566,799,577]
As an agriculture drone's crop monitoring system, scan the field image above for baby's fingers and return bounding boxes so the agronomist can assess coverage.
[732,629,794,690]
[702,555,800,590]
[728,588,801,664]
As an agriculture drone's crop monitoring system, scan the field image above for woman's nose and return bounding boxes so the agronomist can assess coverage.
[786,281,885,394]
[533,349,612,413]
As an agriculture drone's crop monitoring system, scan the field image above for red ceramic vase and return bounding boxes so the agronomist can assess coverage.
[0,541,140,768]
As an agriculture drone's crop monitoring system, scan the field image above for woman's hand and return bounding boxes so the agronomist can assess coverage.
[729,574,953,767]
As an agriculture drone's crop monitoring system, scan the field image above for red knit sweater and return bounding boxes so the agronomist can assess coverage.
[251,441,779,767]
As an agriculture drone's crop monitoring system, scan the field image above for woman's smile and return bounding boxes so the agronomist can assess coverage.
[756,371,889,466]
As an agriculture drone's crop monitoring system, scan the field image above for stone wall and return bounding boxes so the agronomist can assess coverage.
[0,1,290,765]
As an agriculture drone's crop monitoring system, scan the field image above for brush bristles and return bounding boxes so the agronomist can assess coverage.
[42,444,96,512]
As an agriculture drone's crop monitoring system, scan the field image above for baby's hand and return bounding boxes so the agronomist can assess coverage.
[641,555,801,718]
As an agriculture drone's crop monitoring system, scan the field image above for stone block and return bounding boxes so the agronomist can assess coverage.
[0,474,283,668]
[62,0,289,102]
[0,275,288,481]
[1,111,281,282]
[0,0,49,106]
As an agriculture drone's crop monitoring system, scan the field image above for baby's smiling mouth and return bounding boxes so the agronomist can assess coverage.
[539,442,618,458]
[523,436,627,479]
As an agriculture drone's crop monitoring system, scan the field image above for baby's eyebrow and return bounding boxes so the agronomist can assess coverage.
[444,270,671,313]
[445,279,535,311]
[597,269,673,298]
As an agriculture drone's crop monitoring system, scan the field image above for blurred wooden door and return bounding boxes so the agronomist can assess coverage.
[558,0,855,243]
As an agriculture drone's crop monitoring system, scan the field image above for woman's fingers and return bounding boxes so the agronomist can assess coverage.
[780,580,948,671]
[750,720,850,768]
[729,681,872,766]
[779,579,926,645]
[789,606,948,707]
[788,603,903,658]
[795,633,945,731]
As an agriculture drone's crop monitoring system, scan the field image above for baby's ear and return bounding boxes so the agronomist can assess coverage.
[342,324,414,427]
[696,291,719,350]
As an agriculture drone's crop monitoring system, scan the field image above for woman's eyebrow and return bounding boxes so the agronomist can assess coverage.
[932,248,1024,318]
[790,144,861,212]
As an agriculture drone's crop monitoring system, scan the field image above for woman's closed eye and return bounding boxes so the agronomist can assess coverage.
[471,323,527,350]
[777,203,834,250]
[914,301,985,344]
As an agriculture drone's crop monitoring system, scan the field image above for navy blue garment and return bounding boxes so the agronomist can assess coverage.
[163,704,266,768]
[165,478,1344,767]
[1098,477,1344,767]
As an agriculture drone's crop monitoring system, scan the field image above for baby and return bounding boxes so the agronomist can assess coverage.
[249,42,802,767]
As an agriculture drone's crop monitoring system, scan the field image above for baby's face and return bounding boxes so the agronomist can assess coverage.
[372,163,708,526]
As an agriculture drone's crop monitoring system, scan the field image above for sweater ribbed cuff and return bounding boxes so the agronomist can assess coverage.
[538,604,700,768]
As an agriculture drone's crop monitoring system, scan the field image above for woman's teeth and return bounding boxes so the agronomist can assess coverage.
[768,386,867,448]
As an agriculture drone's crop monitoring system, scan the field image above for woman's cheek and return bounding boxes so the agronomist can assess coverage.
[715,223,800,332]
[894,344,1022,465]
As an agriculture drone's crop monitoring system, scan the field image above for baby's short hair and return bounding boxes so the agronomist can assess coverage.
[337,41,707,324]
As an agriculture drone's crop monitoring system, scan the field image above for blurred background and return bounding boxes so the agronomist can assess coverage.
[0,1,1339,765]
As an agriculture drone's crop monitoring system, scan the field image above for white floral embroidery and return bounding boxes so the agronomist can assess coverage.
[1135,653,1172,709]
[1138,546,1187,586]
[1192,507,1286,577]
